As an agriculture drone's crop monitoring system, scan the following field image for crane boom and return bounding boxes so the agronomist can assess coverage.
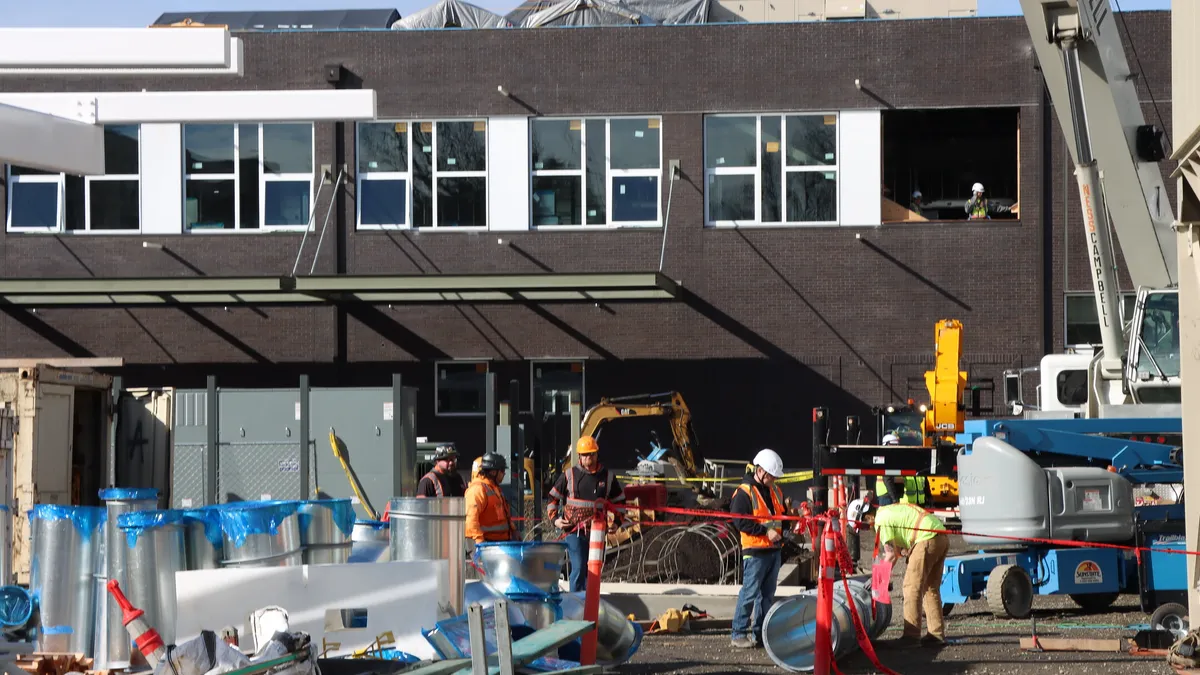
[1020,0,1177,293]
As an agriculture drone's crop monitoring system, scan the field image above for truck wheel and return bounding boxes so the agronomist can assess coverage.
[1150,602,1189,639]
[1069,592,1119,613]
[986,564,1034,619]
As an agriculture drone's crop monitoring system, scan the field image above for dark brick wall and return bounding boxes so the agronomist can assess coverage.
[0,12,1173,464]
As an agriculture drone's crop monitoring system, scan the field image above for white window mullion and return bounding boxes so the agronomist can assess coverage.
[780,115,788,225]
[408,122,415,228]
[258,123,267,230]
[604,119,613,226]
[56,174,66,231]
[431,122,439,229]
[754,115,762,225]
[580,121,588,225]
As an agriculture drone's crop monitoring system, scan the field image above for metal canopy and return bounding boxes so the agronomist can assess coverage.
[0,273,679,307]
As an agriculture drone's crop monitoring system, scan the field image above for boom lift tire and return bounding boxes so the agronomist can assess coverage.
[1151,602,1189,639]
[986,564,1034,619]
[1069,592,1119,613]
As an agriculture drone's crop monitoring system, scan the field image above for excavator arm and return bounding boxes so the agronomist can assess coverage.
[923,319,967,444]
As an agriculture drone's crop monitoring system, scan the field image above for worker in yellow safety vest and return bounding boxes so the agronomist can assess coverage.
[900,476,930,506]
[861,503,949,648]
[964,182,1016,220]
[465,453,517,543]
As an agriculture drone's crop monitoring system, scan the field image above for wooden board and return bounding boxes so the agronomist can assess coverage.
[1018,637,1123,652]
[881,197,928,223]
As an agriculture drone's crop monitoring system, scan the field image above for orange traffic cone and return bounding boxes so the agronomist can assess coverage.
[106,580,166,667]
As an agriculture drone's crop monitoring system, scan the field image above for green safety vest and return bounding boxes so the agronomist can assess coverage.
[968,197,989,219]
[900,476,928,505]
[875,477,890,499]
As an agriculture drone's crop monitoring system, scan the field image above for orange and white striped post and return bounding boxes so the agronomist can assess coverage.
[579,500,608,666]
[814,518,836,675]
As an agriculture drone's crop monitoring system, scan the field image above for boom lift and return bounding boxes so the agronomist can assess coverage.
[937,0,1188,632]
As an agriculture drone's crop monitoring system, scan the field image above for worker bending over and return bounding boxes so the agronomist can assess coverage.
[417,445,467,498]
[729,449,786,649]
[862,503,950,647]
[546,435,626,592]
[465,453,517,543]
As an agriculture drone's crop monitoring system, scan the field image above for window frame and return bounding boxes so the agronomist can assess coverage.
[529,116,663,229]
[529,358,587,417]
[434,359,491,418]
[5,124,143,234]
[703,112,841,228]
[354,118,489,232]
[182,122,316,234]
[1064,291,1138,349]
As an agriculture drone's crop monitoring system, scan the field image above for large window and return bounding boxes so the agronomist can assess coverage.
[882,108,1019,223]
[183,123,314,231]
[529,117,661,227]
[435,361,489,416]
[355,120,487,229]
[6,125,140,233]
[1065,292,1137,347]
[531,360,585,417]
[704,113,838,226]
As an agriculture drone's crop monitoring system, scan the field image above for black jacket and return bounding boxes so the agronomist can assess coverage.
[730,476,777,538]
[417,469,467,498]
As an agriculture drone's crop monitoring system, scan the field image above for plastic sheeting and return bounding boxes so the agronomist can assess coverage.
[392,0,512,29]
[182,507,225,548]
[99,488,159,502]
[118,509,184,547]
[615,0,711,24]
[218,501,301,548]
[519,0,654,27]
[28,505,105,541]
[296,499,356,538]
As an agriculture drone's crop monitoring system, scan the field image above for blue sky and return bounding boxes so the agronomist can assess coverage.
[0,0,1170,27]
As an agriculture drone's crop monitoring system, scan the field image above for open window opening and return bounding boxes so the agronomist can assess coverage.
[882,108,1020,223]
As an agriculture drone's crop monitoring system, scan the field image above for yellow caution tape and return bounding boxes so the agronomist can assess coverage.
[617,470,814,484]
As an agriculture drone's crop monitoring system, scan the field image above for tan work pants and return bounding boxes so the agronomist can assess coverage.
[902,533,949,640]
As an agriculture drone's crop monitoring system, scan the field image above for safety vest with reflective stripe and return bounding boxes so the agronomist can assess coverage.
[900,476,927,505]
[737,482,785,551]
[465,478,515,543]
[875,477,891,500]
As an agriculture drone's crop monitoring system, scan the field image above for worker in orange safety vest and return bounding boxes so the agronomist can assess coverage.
[729,448,787,649]
[465,453,517,544]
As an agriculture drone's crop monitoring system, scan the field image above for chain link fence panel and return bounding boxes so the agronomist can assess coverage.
[172,443,209,508]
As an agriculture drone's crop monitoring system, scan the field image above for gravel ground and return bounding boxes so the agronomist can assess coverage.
[619,534,1181,674]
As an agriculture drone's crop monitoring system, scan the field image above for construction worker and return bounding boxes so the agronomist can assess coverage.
[964,182,1016,220]
[416,445,467,498]
[845,491,875,572]
[861,502,950,648]
[875,433,902,506]
[900,475,932,506]
[465,453,517,544]
[910,190,926,216]
[547,435,626,592]
[729,448,786,649]
[471,456,484,482]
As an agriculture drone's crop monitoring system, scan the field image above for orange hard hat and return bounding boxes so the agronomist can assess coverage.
[576,435,599,455]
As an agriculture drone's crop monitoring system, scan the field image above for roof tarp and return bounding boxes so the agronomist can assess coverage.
[520,0,654,27]
[615,0,710,24]
[504,0,559,26]
[152,9,401,30]
[392,0,511,28]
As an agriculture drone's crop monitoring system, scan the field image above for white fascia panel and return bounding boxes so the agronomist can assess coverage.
[0,103,104,175]
[0,38,244,77]
[487,116,531,231]
[0,90,377,124]
[140,124,184,235]
[838,109,882,227]
[0,28,231,69]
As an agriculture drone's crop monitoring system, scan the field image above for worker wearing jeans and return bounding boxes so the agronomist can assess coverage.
[546,435,626,592]
[729,449,786,648]
[863,503,949,647]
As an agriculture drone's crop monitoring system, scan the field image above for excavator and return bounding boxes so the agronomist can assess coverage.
[524,391,720,504]
[875,319,967,506]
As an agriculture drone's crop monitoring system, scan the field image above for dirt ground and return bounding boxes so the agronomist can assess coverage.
[620,533,1179,674]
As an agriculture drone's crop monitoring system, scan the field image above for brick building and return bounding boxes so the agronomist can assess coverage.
[0,10,1174,468]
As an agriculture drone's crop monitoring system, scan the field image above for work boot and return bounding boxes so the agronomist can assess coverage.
[731,636,755,649]
[920,634,946,648]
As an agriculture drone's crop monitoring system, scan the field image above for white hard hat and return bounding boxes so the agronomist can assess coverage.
[971,182,984,193]
[882,433,900,445]
[752,448,784,478]
[912,190,922,198]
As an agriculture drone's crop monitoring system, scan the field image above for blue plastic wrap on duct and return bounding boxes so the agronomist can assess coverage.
[219,501,300,548]
[0,585,32,628]
[181,507,225,548]
[99,487,159,502]
[28,504,106,541]
[421,607,578,672]
[119,509,184,547]
[298,499,355,538]
[0,504,9,512]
